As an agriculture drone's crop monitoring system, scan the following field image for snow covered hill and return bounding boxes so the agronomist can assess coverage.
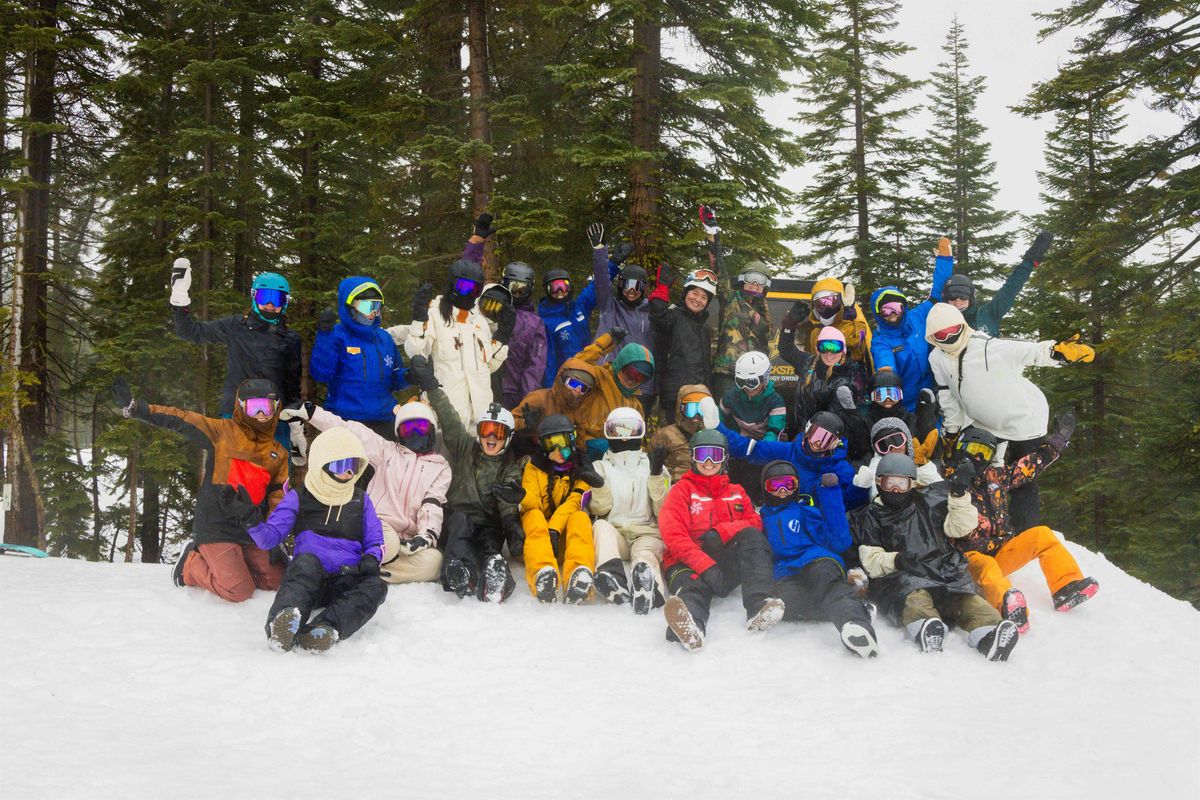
[2,540,1198,800]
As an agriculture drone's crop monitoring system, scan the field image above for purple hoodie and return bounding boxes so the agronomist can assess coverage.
[248,488,385,574]
[593,244,658,396]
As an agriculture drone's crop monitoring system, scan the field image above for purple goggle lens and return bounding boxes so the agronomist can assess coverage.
[253,288,288,308]
[324,457,361,475]
[805,423,840,451]
[548,279,571,294]
[764,475,798,493]
[241,397,276,417]
[881,301,905,317]
[454,277,482,297]
[692,445,726,465]
[870,386,902,404]
[397,419,432,438]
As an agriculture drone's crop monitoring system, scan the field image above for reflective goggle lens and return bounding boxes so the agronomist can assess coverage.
[241,397,277,417]
[692,445,726,465]
[324,457,362,475]
[816,340,845,355]
[764,475,798,493]
[814,293,840,310]
[962,441,996,461]
[873,430,909,455]
[548,279,571,293]
[605,419,645,440]
[933,324,964,343]
[618,364,651,385]
[454,277,481,297]
[563,376,592,394]
[477,420,510,440]
[805,423,840,451]
[881,301,905,317]
[680,401,702,418]
[870,386,903,404]
[505,279,531,296]
[397,419,432,438]
[541,432,573,452]
[353,299,382,315]
[878,475,914,493]
[734,375,763,391]
[944,287,971,301]
[253,288,288,308]
[620,278,646,294]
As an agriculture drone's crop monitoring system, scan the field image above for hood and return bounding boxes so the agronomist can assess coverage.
[612,343,655,396]
[304,426,368,507]
[674,383,712,434]
[870,416,914,458]
[232,377,281,439]
[869,286,911,331]
[924,303,972,355]
[810,277,846,323]
[551,355,605,409]
[337,276,384,336]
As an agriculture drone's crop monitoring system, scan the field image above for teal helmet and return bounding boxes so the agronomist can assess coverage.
[250,272,290,323]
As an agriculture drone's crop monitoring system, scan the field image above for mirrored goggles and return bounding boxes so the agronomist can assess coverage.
[618,363,651,386]
[253,288,288,308]
[541,432,574,453]
[604,418,645,440]
[870,386,903,404]
[805,423,841,451]
[734,374,763,391]
[933,324,965,343]
[764,474,798,494]
[548,279,571,294]
[397,418,433,438]
[873,430,909,455]
[505,279,532,297]
[816,339,845,355]
[620,278,646,295]
[477,420,510,440]
[877,475,914,493]
[240,396,277,417]
[880,301,905,317]
[680,401,703,419]
[961,440,996,462]
[692,445,726,465]
[563,375,593,395]
[689,268,718,285]
[453,277,482,297]
[353,298,382,316]
[813,293,841,311]
[324,457,363,476]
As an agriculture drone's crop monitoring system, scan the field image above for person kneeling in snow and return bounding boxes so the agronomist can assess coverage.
[850,453,1019,660]
[759,461,879,658]
[658,429,784,652]
[281,399,451,585]
[589,407,670,614]
[236,428,387,652]
[942,420,1098,634]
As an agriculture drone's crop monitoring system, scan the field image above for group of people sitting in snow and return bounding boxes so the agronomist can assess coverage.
[112,205,1100,658]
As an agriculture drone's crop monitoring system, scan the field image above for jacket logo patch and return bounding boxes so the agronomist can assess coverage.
[270,452,278,459]
[384,355,394,368]
[346,346,361,355]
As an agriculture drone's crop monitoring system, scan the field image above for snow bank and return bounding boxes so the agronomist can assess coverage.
[2,540,1198,799]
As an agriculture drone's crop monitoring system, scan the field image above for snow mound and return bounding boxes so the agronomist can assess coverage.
[3,539,1198,799]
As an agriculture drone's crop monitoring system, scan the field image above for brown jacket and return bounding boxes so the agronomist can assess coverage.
[647,383,712,481]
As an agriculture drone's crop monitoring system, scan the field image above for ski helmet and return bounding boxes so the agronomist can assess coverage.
[956,426,999,467]
[876,452,918,510]
[250,272,291,323]
[476,402,515,454]
[872,370,904,391]
[394,401,438,454]
[616,263,649,307]
[737,261,772,296]
[804,411,844,454]
[942,274,975,305]
[544,268,572,299]
[234,377,281,434]
[345,281,384,326]
[689,428,728,472]
[448,259,485,310]
[873,288,908,320]
[604,407,646,452]
[503,261,536,302]
[537,414,576,460]
[478,283,513,322]
[683,267,719,298]
[761,460,803,506]
[734,351,772,393]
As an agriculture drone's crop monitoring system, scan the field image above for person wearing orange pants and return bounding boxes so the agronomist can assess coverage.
[963,526,1083,613]
[520,414,597,603]
[183,542,284,602]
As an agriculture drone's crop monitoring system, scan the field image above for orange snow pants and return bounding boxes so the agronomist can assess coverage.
[965,526,1083,611]
[182,542,284,603]
[522,509,595,597]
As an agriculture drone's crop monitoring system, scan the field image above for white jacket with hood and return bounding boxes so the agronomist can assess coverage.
[588,449,670,539]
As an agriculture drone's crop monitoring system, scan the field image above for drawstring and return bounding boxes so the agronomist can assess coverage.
[324,504,333,526]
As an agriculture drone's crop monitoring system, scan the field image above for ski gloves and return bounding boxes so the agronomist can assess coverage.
[317,308,338,333]
[1045,412,1077,453]
[343,554,380,578]
[946,460,976,496]
[474,213,496,240]
[1023,231,1054,266]
[836,385,856,411]
[936,237,952,258]
[587,222,605,249]
[491,480,525,506]
[111,377,137,418]
[494,306,517,345]
[698,396,720,430]
[610,242,634,265]
[411,283,435,324]
[169,257,192,307]
[401,532,436,554]
[820,472,839,488]
[649,446,668,477]
[279,402,317,423]
[1052,334,1095,363]
[698,204,719,237]
[219,485,264,529]
[407,355,440,393]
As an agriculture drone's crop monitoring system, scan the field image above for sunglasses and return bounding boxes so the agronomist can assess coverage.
[680,401,704,419]
[870,386,903,404]
[324,457,362,476]
[618,363,651,386]
[620,278,646,295]
[604,418,645,440]
[805,423,841,451]
[764,474,798,493]
[352,298,382,316]
[961,441,996,462]
[563,375,593,395]
[453,277,482,297]
[932,324,964,343]
[548,279,571,294]
[397,419,433,438]
[877,475,914,493]
[477,420,510,440]
[253,288,288,308]
[240,396,277,417]
[816,340,845,355]
[880,301,905,317]
[873,430,909,455]
[692,445,726,465]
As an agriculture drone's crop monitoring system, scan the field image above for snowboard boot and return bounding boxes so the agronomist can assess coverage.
[664,595,705,652]
[296,623,339,653]
[916,618,946,653]
[977,619,1020,661]
[481,554,515,603]
[267,607,301,652]
[630,561,664,616]
[840,622,879,659]
[746,597,785,632]
[444,559,475,600]
[1001,588,1030,634]
[172,541,197,587]
[1052,577,1098,612]
[534,566,559,604]
[564,565,594,604]
[594,562,630,605]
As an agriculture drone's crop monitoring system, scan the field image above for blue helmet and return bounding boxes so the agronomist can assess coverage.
[250,272,290,322]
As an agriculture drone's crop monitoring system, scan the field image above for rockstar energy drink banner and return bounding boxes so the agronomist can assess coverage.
[764,278,814,394]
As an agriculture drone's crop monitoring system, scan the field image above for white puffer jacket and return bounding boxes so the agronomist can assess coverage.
[588,449,670,538]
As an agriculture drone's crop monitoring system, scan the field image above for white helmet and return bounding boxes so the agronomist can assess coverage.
[476,402,515,453]
[734,351,772,391]
[394,400,437,426]
[603,406,646,441]
[393,401,438,453]
[683,267,719,297]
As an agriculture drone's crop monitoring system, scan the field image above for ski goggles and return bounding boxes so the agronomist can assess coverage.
[961,440,996,462]
[240,396,277,417]
[253,288,288,308]
[873,430,909,455]
[619,278,646,295]
[680,400,705,419]
[453,277,483,298]
[505,279,532,297]
[541,432,574,454]
[691,445,726,465]
[932,324,965,344]
[324,457,363,476]
[870,386,903,404]
[734,374,764,391]
[764,474,799,494]
[604,417,645,440]
[880,301,905,317]
[562,375,593,395]
[618,363,652,386]
[397,419,433,439]
[805,423,841,451]
[477,420,510,440]
[877,475,914,493]
[352,298,382,316]
[816,339,845,355]
[547,279,571,294]
[943,286,971,302]
[741,272,769,288]
[813,292,841,312]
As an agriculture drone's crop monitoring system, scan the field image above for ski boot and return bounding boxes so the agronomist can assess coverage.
[481,554,515,603]
[840,622,879,659]
[534,566,559,604]
[916,618,946,653]
[564,566,594,604]
[296,623,339,653]
[1053,577,1099,612]
[267,607,301,652]
[630,561,663,616]
[746,597,785,632]
[594,560,630,605]
[443,559,475,600]
[172,541,197,587]
[977,619,1019,661]
[1001,588,1030,633]
[664,595,704,652]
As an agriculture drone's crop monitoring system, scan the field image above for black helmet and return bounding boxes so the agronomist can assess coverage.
[448,259,485,310]
[942,274,975,305]
[761,460,802,505]
[871,370,904,391]
[503,262,535,302]
[615,263,648,307]
[537,414,576,460]
[957,426,998,466]
[619,264,648,283]
[537,413,575,440]
[808,410,845,437]
[688,428,728,472]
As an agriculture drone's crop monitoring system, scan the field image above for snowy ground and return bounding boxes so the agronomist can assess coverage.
[2,540,1198,800]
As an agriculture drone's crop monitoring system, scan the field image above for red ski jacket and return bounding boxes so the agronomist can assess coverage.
[659,470,762,574]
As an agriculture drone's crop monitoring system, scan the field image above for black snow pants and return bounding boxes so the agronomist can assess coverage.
[774,557,874,634]
[440,508,514,600]
[1004,436,1043,534]
[268,553,387,640]
[664,527,776,634]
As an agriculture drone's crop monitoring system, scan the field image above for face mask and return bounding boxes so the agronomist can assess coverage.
[879,489,914,510]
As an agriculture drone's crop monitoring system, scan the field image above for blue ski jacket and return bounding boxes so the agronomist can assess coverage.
[760,482,853,580]
[538,275,600,388]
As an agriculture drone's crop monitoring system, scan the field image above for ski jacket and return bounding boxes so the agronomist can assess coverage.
[962,258,1034,337]
[926,305,1058,440]
[308,406,450,542]
[853,453,943,499]
[717,421,869,510]
[648,294,712,414]
[520,455,591,533]
[659,470,761,574]
[869,254,953,413]
[719,383,786,441]
[310,276,408,423]
[781,348,870,444]
[171,307,303,416]
[538,252,603,387]
[248,486,383,575]
[944,440,1063,555]
[131,392,288,546]
[502,302,548,409]
[713,289,772,378]
[593,245,657,397]
[760,481,852,580]
[647,384,712,482]
[849,485,977,621]
[779,277,874,370]
[863,403,939,466]
[425,384,522,530]
[589,449,670,540]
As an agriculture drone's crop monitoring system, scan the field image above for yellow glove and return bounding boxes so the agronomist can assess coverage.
[1052,334,1095,363]
[936,237,952,258]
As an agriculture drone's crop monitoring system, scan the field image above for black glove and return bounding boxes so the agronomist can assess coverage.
[699,529,723,560]
[519,403,543,434]
[610,242,634,265]
[495,306,517,345]
[491,479,526,506]
[1023,231,1054,265]
[111,377,133,409]
[408,355,440,392]
[356,555,380,577]
[649,445,668,476]
[820,472,839,488]
[220,485,263,528]
[700,564,725,595]
[1045,412,1077,453]
[575,451,605,488]
[893,551,915,573]
[946,459,976,495]
[784,299,809,328]
[655,263,677,289]
[607,326,627,346]
[411,282,435,323]
[504,518,525,561]
[586,222,605,248]
[282,400,317,423]
[474,213,496,239]
[317,307,338,333]
[402,532,435,553]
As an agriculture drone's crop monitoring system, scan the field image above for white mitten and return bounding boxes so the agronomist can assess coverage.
[169,257,192,307]
[698,396,720,430]
[842,282,855,307]
[853,464,875,489]
[288,422,308,467]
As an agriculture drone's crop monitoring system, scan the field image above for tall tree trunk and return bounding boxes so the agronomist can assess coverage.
[124,442,137,563]
[466,0,495,276]
[630,15,661,264]
[232,22,254,294]
[849,0,870,258]
[197,12,216,417]
[138,476,161,563]
[414,5,465,264]
[297,7,322,403]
